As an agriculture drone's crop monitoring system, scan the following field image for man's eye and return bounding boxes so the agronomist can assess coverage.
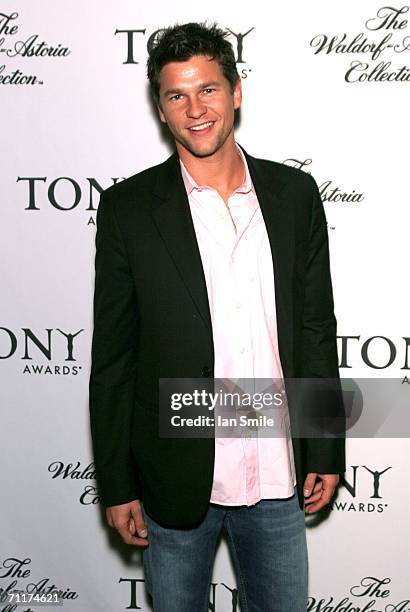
[170,94,183,101]
[203,88,215,94]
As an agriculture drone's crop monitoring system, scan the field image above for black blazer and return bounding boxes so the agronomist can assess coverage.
[89,145,345,528]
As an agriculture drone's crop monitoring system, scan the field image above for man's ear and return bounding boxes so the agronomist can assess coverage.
[233,78,242,111]
[157,103,166,124]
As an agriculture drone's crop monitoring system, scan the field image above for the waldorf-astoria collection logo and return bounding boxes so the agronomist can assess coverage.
[0,11,70,86]
[0,556,79,606]
[308,576,410,612]
[48,460,98,505]
[0,326,84,375]
[284,158,365,205]
[310,5,410,83]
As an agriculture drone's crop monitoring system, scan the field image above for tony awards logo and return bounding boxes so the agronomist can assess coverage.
[17,175,126,226]
[0,326,84,376]
[115,26,255,79]
[333,465,392,513]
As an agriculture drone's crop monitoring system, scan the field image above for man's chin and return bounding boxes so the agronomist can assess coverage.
[180,142,220,158]
[190,148,218,158]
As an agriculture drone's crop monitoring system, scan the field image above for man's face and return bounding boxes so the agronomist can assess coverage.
[157,54,241,159]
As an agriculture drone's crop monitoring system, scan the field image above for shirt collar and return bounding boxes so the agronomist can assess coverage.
[180,142,254,196]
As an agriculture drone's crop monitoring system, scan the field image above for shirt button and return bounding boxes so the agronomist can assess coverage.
[239,347,245,354]
[235,302,241,309]
[201,366,211,377]
[218,213,224,219]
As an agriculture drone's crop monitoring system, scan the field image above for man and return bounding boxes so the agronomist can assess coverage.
[89,22,345,612]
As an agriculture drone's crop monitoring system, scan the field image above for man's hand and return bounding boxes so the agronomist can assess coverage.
[106,499,148,546]
[303,473,339,514]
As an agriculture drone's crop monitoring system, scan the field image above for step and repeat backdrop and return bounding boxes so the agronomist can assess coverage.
[2,1,409,610]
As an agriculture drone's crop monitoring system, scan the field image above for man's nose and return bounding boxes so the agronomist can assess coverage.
[186,96,207,119]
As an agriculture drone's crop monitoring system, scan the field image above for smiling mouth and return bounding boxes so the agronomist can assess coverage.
[188,121,215,132]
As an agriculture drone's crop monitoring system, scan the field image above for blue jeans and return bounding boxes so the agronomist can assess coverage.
[140,489,308,612]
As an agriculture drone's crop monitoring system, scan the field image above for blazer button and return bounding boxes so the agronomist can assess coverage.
[201,366,211,378]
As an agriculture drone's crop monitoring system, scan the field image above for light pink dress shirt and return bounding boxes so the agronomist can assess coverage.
[180,143,296,506]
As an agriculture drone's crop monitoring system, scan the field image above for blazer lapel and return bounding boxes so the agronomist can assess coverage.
[242,147,295,375]
[150,152,213,332]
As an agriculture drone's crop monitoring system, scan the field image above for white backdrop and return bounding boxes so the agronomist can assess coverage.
[2,1,409,610]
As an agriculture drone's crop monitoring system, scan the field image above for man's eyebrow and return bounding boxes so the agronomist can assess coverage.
[162,87,183,97]
[162,81,221,97]
[197,81,221,89]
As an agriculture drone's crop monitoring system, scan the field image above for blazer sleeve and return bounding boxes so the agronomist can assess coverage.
[301,174,346,475]
[89,188,141,507]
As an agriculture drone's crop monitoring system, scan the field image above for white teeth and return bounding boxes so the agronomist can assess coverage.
[189,121,213,131]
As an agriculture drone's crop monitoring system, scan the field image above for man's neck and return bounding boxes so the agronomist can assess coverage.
[177,138,245,204]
